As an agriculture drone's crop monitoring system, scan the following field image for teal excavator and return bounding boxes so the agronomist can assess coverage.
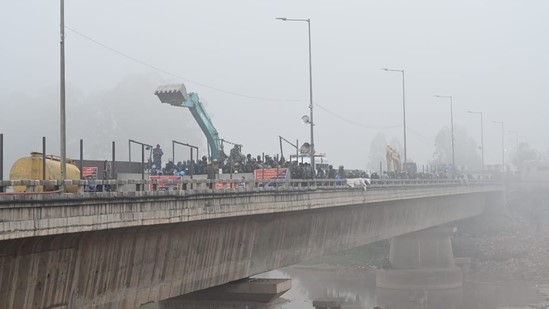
[154,84,221,161]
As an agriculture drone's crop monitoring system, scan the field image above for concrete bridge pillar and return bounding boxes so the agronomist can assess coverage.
[376,227,462,289]
[158,278,291,309]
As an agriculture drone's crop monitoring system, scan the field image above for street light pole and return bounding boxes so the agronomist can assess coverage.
[276,17,315,177]
[60,0,67,185]
[435,95,455,176]
[508,130,519,150]
[494,121,505,174]
[467,111,484,175]
[381,68,407,166]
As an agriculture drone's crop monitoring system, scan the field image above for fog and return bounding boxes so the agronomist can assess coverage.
[1,0,548,171]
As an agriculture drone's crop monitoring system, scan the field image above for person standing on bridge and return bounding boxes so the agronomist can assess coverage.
[153,144,164,171]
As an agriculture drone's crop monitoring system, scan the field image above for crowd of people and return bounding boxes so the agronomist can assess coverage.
[149,144,354,179]
[149,144,477,180]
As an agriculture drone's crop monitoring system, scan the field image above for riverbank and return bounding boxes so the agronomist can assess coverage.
[304,189,549,285]
[452,189,549,284]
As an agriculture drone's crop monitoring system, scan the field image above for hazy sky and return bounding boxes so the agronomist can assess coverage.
[1,0,548,171]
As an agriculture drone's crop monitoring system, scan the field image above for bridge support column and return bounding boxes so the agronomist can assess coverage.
[376,227,462,289]
[158,278,291,309]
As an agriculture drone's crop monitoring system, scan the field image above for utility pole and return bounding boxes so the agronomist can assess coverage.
[435,95,455,176]
[60,0,67,185]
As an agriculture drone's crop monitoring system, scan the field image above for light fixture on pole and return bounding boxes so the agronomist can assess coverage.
[381,68,407,168]
[434,95,455,176]
[276,17,315,178]
[494,121,505,174]
[467,110,484,176]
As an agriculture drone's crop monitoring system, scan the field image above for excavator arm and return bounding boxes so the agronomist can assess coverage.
[155,84,220,161]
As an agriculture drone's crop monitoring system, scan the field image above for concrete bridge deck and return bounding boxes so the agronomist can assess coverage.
[0,179,500,240]
[0,179,504,308]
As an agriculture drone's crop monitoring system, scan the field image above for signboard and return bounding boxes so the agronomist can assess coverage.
[254,168,288,181]
[82,167,98,178]
[215,182,235,189]
[149,175,182,191]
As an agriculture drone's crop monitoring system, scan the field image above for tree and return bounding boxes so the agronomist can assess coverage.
[512,142,539,170]
[66,73,204,163]
[432,126,481,172]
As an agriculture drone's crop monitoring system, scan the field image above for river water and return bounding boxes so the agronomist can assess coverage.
[260,266,544,309]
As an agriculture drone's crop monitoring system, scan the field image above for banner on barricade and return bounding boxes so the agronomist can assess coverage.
[149,175,182,191]
[215,182,235,189]
[254,168,289,181]
[82,167,98,178]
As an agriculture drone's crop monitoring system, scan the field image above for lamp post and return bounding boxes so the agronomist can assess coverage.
[381,68,407,167]
[494,121,505,173]
[435,95,455,176]
[467,110,484,175]
[276,17,315,177]
[60,0,67,187]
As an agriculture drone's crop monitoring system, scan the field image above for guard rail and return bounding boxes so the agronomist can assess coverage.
[0,177,500,197]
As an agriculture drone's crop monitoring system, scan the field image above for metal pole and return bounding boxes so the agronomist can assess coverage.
[401,70,407,166]
[42,137,46,180]
[307,19,315,178]
[435,95,455,176]
[450,96,455,176]
[230,156,233,180]
[190,148,194,179]
[279,136,284,160]
[0,134,3,192]
[276,17,315,174]
[0,134,3,180]
[79,139,83,180]
[141,144,145,181]
[112,141,115,180]
[296,139,299,163]
[480,113,484,175]
[60,0,67,185]
[172,140,175,164]
[128,140,131,162]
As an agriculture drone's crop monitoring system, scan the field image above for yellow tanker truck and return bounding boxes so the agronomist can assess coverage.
[9,152,81,193]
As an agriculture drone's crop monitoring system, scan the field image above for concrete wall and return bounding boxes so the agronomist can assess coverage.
[0,186,503,309]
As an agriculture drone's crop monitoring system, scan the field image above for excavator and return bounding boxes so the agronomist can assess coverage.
[154,84,221,161]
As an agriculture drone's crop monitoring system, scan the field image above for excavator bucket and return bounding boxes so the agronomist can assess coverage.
[154,84,188,106]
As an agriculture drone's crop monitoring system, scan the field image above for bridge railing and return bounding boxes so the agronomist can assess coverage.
[0,177,500,196]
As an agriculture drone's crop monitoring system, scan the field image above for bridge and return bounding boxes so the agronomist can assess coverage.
[0,178,504,309]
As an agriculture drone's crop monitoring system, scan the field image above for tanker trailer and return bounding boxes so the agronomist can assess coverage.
[9,152,81,193]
